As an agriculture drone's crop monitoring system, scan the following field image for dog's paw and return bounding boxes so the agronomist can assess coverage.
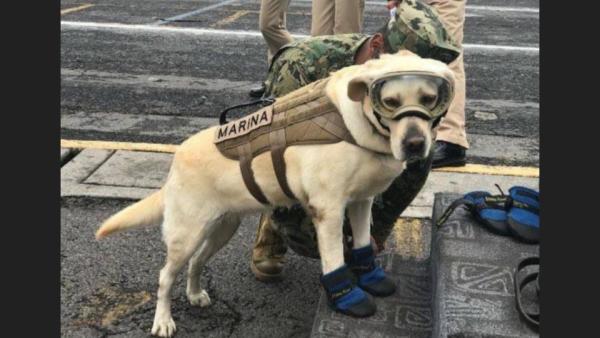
[151,315,176,337]
[188,289,211,307]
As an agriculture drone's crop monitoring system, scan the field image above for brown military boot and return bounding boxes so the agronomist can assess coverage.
[251,212,287,282]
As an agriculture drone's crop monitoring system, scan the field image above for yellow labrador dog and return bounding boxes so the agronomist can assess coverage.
[95,50,454,337]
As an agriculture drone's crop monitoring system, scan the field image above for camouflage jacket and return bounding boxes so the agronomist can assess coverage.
[263,34,369,98]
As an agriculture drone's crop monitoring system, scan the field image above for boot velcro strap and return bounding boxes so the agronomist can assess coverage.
[510,199,539,215]
[321,265,357,303]
[358,266,385,285]
[351,262,375,274]
[334,287,367,310]
[320,265,355,290]
[350,245,377,273]
[483,195,510,210]
[321,266,369,311]
[322,276,354,304]
[330,285,354,302]
[351,245,375,263]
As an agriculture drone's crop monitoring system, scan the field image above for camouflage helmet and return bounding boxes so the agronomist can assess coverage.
[382,0,461,64]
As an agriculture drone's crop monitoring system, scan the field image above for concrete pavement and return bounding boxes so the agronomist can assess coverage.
[60,147,538,218]
[61,198,321,338]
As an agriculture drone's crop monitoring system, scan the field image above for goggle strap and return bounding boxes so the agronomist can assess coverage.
[431,110,448,128]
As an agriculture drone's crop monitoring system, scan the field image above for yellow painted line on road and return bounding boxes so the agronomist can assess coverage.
[61,139,539,178]
[434,164,538,178]
[211,10,250,28]
[392,218,426,259]
[61,139,178,153]
[61,4,94,16]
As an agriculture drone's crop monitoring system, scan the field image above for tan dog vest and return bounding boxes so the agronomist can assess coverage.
[214,78,357,204]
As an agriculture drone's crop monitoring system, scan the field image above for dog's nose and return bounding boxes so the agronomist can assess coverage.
[403,135,426,155]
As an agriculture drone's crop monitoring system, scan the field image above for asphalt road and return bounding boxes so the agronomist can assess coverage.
[61,198,321,337]
[60,0,539,165]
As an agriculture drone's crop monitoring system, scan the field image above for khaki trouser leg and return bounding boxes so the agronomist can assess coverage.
[311,0,335,36]
[259,0,294,62]
[424,0,469,148]
[311,0,365,36]
[333,0,365,34]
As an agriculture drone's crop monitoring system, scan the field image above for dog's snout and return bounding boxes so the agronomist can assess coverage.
[400,124,427,160]
[403,135,426,154]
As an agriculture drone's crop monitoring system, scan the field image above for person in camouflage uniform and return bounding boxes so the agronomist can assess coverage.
[251,0,461,282]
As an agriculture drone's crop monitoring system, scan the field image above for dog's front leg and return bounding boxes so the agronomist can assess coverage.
[346,198,396,298]
[347,198,374,250]
[311,202,345,274]
[311,199,377,317]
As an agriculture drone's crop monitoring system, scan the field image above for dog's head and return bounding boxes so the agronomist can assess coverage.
[345,51,455,162]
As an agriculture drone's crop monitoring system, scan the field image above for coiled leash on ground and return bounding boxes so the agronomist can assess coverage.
[218,97,276,125]
[514,256,540,331]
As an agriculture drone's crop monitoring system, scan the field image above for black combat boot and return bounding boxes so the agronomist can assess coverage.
[432,140,466,168]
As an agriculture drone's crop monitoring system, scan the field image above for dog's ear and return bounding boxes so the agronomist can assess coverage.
[347,77,369,102]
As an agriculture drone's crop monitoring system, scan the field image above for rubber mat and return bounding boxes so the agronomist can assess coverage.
[431,193,539,338]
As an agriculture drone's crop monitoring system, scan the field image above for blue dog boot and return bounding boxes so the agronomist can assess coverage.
[437,190,510,235]
[320,265,376,317]
[507,186,540,243]
[349,245,396,297]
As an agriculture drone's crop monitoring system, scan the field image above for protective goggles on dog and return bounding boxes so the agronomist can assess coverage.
[369,72,454,121]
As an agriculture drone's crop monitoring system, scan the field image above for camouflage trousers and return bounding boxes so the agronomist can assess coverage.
[262,151,433,259]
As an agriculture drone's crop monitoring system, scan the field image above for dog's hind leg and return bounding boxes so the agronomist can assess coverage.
[151,206,222,338]
[186,213,241,307]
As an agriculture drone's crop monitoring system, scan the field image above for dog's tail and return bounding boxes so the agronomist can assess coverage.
[95,189,164,239]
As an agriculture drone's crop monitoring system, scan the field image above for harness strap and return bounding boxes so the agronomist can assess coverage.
[269,129,296,200]
[270,112,296,200]
[312,111,357,144]
[238,143,270,205]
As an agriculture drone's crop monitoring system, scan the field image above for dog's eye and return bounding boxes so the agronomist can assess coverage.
[383,98,401,109]
[420,94,438,107]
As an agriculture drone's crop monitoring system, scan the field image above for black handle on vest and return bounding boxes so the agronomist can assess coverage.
[219,97,276,125]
